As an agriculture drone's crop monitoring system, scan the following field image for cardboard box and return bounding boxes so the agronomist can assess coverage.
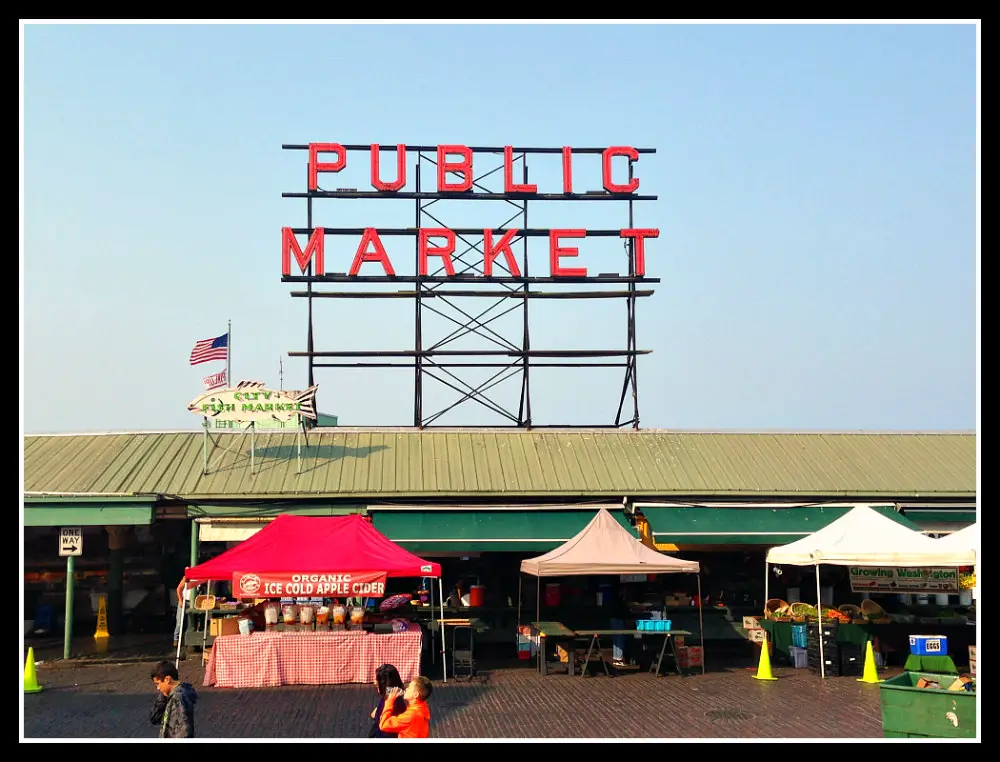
[673,636,685,647]
[969,646,976,677]
[676,645,703,668]
[947,676,972,692]
[743,616,761,630]
[210,617,240,637]
[747,627,767,643]
[915,677,941,690]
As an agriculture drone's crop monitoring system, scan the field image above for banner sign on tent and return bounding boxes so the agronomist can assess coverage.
[233,571,388,598]
[848,566,959,594]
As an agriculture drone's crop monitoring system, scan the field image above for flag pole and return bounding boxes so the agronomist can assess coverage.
[227,319,232,386]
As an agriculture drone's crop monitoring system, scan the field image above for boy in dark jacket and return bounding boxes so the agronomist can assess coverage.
[150,660,198,738]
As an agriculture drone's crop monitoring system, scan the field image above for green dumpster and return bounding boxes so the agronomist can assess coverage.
[879,671,977,739]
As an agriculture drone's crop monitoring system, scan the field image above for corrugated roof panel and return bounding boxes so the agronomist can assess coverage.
[21,429,975,500]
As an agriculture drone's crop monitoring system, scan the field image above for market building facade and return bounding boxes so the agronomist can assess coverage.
[23,427,976,652]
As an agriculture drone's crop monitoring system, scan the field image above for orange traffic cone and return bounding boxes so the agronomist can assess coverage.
[24,647,43,693]
[857,640,884,684]
[752,638,778,681]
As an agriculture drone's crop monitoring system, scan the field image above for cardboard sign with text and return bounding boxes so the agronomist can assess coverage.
[233,570,388,599]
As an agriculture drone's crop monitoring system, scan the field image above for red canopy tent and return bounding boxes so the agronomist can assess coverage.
[185,513,441,580]
[178,514,449,678]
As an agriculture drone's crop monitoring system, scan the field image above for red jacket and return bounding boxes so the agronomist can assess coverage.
[379,697,431,738]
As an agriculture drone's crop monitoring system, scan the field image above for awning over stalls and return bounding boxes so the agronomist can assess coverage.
[193,506,364,541]
[637,504,919,546]
[898,507,978,534]
[186,503,363,518]
[370,508,639,553]
[23,496,157,526]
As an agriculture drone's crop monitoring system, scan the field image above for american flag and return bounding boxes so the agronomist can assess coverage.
[202,369,227,390]
[189,333,229,365]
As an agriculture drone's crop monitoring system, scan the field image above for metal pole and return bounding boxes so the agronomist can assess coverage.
[521,156,531,428]
[764,560,769,613]
[227,319,232,386]
[251,422,255,473]
[816,565,825,678]
[516,574,523,626]
[696,573,705,674]
[439,577,447,682]
[174,597,186,668]
[414,157,422,427]
[202,418,209,474]
[429,578,435,665]
[63,555,75,660]
[627,158,639,429]
[536,576,541,672]
[306,162,315,391]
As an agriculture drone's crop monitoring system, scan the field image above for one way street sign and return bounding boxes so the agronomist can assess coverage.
[59,527,83,557]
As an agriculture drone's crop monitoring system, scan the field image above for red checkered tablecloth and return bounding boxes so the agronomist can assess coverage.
[204,629,423,689]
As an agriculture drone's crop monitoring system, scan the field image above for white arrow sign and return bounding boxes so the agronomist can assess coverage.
[59,527,83,557]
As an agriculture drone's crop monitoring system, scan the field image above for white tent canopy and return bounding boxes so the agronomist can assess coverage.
[934,522,979,555]
[765,504,976,567]
[520,508,700,576]
[764,505,976,678]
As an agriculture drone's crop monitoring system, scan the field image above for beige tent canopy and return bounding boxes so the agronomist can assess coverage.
[518,508,704,672]
[520,508,700,576]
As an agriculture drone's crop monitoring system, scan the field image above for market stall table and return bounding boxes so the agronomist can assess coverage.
[204,629,423,688]
[531,621,580,676]
[760,619,975,667]
[573,629,694,678]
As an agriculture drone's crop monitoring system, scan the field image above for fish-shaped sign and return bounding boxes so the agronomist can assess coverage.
[188,380,319,423]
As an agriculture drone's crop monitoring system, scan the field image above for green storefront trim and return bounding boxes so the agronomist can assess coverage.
[24,497,156,527]
[186,503,364,518]
[371,509,638,552]
[901,510,978,524]
[641,504,920,545]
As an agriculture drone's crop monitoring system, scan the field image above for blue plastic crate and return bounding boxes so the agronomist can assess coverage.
[791,623,808,648]
[909,635,948,656]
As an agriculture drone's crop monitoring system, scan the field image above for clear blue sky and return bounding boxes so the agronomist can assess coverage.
[20,21,980,433]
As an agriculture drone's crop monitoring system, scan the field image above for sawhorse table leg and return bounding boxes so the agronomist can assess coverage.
[580,635,611,677]
[654,635,685,678]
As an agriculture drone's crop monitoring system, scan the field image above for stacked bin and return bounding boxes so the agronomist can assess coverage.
[807,620,839,676]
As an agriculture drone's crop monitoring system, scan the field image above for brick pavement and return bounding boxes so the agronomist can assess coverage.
[22,636,897,739]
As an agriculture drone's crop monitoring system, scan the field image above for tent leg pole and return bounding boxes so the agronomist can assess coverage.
[430,581,435,665]
[536,577,541,672]
[175,599,186,668]
[697,573,705,675]
[816,566,825,679]
[439,577,446,683]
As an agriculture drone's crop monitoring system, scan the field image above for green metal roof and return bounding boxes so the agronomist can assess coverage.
[22,429,976,501]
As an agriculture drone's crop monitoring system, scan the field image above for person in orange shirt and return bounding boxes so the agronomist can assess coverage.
[378,676,433,738]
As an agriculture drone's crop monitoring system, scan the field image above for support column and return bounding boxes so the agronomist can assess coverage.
[187,521,199,637]
[106,526,130,635]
